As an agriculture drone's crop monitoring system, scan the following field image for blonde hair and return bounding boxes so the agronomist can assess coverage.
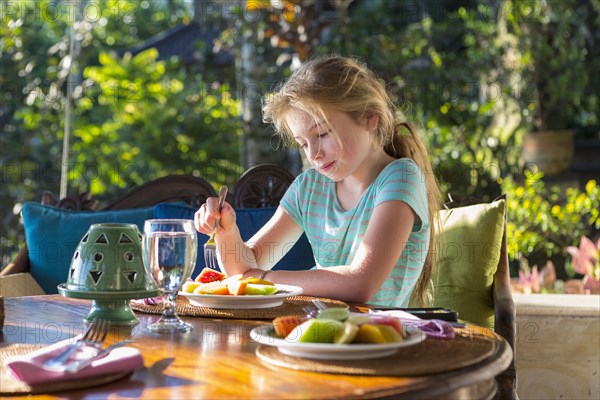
[263,55,441,306]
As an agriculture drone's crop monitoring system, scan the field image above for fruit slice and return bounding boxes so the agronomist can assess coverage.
[377,324,404,343]
[182,281,201,293]
[195,267,226,283]
[273,315,309,338]
[370,316,405,336]
[353,324,387,344]
[286,319,343,343]
[316,307,350,321]
[221,274,243,285]
[193,280,229,295]
[244,283,278,296]
[227,280,248,296]
[346,314,373,325]
[244,277,275,286]
[333,321,359,344]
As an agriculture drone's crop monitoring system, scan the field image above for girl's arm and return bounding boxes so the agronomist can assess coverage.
[244,200,416,303]
[195,200,303,276]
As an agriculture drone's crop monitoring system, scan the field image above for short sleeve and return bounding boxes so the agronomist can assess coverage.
[280,172,305,228]
[374,159,429,232]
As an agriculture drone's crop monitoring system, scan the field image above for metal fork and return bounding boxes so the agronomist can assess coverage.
[63,339,135,373]
[312,299,328,311]
[204,186,228,269]
[302,306,318,318]
[43,319,110,370]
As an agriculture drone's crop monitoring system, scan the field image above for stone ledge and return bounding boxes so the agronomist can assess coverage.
[513,293,600,399]
[513,293,600,315]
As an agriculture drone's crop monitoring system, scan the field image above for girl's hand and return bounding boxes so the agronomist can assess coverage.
[194,198,236,236]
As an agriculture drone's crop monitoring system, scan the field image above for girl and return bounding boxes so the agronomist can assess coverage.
[195,56,441,307]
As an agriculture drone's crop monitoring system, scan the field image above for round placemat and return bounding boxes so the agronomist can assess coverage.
[131,295,348,320]
[0,344,131,395]
[255,329,496,376]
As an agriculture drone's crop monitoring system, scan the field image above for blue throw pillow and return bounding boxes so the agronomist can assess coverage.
[154,203,315,276]
[21,202,155,294]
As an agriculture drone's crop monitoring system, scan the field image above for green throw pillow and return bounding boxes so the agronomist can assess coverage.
[21,202,155,294]
[432,198,506,329]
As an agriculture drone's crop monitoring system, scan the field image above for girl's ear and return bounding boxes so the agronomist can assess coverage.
[366,114,379,131]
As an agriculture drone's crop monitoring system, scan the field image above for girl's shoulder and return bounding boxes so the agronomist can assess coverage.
[295,167,327,185]
[386,157,421,170]
[377,158,425,183]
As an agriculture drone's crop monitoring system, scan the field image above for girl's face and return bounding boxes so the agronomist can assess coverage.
[286,108,377,181]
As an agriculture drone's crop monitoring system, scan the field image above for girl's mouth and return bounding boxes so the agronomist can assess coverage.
[321,161,336,172]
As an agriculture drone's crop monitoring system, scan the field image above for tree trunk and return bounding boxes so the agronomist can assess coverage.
[239,11,302,175]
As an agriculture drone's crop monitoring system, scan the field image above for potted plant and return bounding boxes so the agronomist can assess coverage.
[510,0,593,175]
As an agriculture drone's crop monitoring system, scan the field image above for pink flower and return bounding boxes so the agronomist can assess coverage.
[518,265,540,293]
[566,236,600,280]
[584,275,600,294]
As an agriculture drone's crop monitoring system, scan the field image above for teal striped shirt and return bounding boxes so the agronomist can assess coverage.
[280,158,430,307]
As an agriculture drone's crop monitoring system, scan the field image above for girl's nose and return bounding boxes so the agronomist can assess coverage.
[307,143,322,161]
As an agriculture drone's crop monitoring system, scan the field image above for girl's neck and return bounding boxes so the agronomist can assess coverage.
[336,150,395,210]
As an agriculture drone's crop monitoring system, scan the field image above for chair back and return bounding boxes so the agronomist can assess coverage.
[431,195,517,399]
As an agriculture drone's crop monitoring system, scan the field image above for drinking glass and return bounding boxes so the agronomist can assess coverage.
[142,219,197,332]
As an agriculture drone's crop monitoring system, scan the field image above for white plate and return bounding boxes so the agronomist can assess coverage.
[250,325,426,360]
[178,284,303,309]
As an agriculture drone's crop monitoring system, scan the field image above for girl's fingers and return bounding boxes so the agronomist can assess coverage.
[194,203,214,234]
[194,199,236,234]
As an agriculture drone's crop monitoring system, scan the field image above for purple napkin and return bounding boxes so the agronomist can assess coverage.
[368,310,455,339]
[402,319,455,339]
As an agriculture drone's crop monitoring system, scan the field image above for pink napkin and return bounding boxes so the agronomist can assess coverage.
[6,338,143,385]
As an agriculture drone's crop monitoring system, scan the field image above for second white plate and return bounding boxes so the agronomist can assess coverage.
[250,325,426,360]
[179,284,303,309]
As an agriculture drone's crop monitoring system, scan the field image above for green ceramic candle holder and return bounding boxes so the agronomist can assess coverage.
[58,223,160,325]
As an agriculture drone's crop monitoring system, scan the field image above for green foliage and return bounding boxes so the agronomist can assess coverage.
[1,0,239,268]
[71,49,241,195]
[506,0,599,133]
[502,175,600,262]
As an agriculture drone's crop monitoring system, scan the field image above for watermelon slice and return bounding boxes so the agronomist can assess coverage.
[369,316,405,336]
[195,267,226,283]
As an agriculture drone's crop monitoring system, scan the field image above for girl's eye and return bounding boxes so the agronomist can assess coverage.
[317,131,329,138]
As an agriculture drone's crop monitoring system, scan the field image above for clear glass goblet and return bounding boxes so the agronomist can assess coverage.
[142,219,197,332]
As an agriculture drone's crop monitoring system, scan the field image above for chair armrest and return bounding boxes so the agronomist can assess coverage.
[493,242,515,349]
[0,272,45,296]
[0,245,30,276]
[493,228,518,399]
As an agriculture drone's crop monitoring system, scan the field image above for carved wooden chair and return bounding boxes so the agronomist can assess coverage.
[232,164,296,208]
[1,164,295,284]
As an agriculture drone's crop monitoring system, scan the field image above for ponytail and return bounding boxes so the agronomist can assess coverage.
[386,122,441,307]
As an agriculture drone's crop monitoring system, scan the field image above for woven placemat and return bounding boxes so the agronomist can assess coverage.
[131,295,348,320]
[255,330,496,376]
[0,344,131,395]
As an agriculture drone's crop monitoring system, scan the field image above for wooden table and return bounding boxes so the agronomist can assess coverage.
[1,295,512,399]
